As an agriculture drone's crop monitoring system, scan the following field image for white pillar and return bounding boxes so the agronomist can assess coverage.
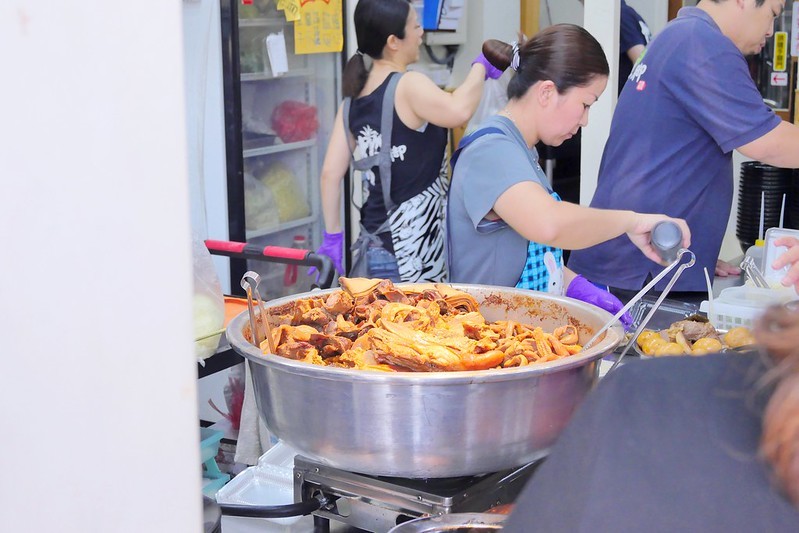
[626,0,669,35]
[580,0,620,205]
[0,2,201,531]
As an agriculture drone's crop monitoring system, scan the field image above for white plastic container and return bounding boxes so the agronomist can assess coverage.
[216,441,314,532]
[762,227,799,287]
[700,286,793,330]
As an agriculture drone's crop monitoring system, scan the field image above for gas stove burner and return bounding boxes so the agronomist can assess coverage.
[294,456,540,532]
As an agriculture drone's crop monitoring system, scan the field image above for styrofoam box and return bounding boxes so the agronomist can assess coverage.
[216,441,314,532]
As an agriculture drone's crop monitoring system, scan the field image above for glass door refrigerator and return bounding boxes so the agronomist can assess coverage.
[219,0,344,297]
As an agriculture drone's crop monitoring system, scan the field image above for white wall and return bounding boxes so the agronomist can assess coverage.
[0,2,201,531]
[580,0,620,205]
[540,0,583,26]
[184,0,231,293]
[540,0,668,34]
[449,0,521,87]
[627,0,668,36]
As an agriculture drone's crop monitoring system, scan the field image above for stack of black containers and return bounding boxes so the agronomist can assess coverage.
[735,161,798,252]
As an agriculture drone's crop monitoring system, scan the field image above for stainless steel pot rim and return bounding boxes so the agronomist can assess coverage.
[226,283,623,383]
[387,512,506,532]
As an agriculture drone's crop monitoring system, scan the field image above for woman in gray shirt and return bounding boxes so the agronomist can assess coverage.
[447,25,688,325]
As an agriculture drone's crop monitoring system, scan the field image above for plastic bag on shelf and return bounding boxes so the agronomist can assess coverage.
[192,233,225,361]
[465,76,509,136]
[244,172,280,231]
[208,367,244,431]
[259,162,310,223]
[271,100,319,142]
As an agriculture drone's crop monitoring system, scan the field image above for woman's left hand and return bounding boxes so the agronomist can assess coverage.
[472,53,504,80]
[566,275,633,329]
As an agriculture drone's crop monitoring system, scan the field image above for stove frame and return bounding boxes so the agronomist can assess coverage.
[293,456,539,532]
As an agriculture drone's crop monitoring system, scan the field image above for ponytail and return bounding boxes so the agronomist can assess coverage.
[342,52,368,98]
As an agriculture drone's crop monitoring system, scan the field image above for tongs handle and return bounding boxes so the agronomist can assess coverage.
[581,249,696,374]
[240,271,277,354]
[608,249,696,372]
[740,255,769,288]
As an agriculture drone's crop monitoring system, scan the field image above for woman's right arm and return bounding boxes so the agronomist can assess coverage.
[493,182,690,264]
[319,104,353,233]
[396,64,488,129]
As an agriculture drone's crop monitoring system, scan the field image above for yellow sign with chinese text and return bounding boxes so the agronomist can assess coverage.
[294,0,343,55]
[277,0,301,21]
[774,31,788,71]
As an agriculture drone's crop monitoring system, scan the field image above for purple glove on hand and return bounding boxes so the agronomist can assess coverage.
[310,231,344,277]
[472,52,504,80]
[566,275,633,329]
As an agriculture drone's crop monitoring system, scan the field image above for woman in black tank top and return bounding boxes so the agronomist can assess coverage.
[314,0,509,282]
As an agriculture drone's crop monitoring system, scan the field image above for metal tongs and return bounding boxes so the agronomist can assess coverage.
[240,271,277,354]
[583,248,696,372]
[741,255,769,288]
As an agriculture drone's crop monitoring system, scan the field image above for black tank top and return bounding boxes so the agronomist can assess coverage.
[349,73,448,250]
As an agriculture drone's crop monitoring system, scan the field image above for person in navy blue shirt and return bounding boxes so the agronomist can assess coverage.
[569,0,799,298]
[580,0,652,95]
[618,0,651,94]
[540,2,653,219]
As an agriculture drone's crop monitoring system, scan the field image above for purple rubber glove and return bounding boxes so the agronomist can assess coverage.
[566,275,633,329]
[309,231,344,277]
[472,52,504,80]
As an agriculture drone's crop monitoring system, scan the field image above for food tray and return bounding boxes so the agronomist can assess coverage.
[629,295,699,332]
[633,327,758,359]
[633,330,726,359]
[617,296,699,351]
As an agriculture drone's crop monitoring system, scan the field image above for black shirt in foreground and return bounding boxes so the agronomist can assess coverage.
[504,353,799,532]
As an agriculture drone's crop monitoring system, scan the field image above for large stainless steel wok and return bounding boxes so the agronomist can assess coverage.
[226,284,623,478]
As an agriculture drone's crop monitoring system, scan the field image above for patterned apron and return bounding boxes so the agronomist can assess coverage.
[342,73,447,282]
[515,192,565,294]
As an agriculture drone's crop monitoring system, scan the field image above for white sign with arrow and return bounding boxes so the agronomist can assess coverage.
[771,72,789,86]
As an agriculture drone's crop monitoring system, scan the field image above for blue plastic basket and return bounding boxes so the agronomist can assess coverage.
[200,427,230,497]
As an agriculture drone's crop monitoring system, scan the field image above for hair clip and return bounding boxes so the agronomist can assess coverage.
[510,42,520,72]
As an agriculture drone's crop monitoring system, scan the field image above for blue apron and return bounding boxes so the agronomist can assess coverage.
[515,191,564,293]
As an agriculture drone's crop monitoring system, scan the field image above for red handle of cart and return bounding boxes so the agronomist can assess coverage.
[204,239,336,290]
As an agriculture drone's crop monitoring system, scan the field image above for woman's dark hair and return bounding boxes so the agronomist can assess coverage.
[342,0,411,98]
[488,24,609,100]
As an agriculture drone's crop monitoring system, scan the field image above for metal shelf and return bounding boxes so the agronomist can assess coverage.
[241,68,313,82]
[239,17,288,29]
[246,214,317,240]
[243,138,315,158]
